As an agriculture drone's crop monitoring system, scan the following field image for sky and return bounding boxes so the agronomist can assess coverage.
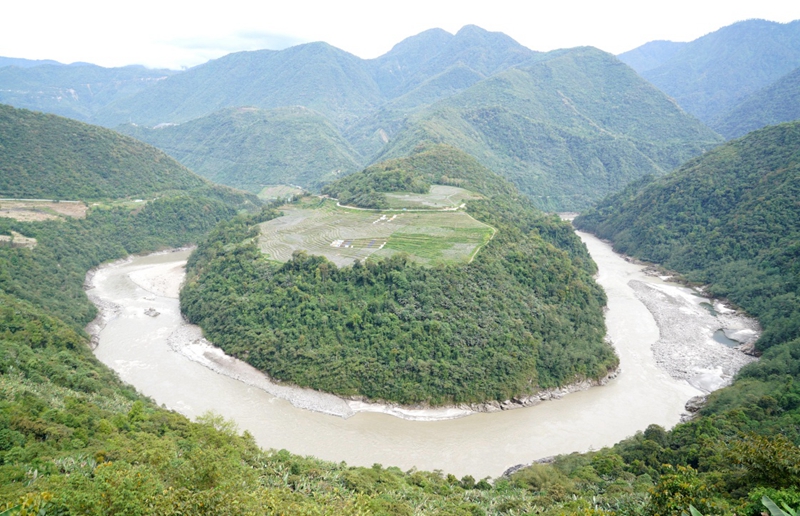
[3,0,800,69]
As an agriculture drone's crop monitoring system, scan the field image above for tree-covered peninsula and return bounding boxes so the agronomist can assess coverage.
[181,144,617,405]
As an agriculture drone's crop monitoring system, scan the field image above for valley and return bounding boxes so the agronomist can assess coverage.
[2,14,800,514]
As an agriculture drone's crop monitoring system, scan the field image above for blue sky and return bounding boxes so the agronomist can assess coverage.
[3,0,800,69]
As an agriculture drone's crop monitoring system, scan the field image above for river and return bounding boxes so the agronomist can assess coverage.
[88,231,707,479]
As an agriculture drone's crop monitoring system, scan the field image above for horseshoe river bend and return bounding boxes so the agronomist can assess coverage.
[85,230,758,479]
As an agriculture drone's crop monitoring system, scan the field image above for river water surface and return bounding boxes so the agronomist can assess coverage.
[89,231,702,478]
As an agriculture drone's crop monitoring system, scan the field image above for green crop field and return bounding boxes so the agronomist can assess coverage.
[258,197,494,266]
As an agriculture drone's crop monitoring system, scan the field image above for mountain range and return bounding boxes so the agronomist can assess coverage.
[619,19,800,130]
[1,24,721,210]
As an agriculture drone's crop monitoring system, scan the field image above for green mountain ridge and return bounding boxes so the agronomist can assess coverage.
[712,66,800,138]
[1,26,723,211]
[636,19,800,123]
[117,106,363,192]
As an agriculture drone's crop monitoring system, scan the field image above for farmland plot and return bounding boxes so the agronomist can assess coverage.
[258,198,493,267]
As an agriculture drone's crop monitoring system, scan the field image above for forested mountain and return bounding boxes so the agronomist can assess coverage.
[616,40,686,73]
[0,63,175,123]
[712,66,800,138]
[374,47,722,210]
[0,103,230,200]
[117,106,363,192]
[633,19,800,123]
[182,145,616,405]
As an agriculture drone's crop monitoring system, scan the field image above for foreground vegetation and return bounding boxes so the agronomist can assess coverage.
[182,145,616,405]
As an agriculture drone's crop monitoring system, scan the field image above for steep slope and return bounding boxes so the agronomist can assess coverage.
[0,103,218,200]
[616,40,686,73]
[118,106,363,192]
[97,43,382,127]
[640,19,800,123]
[575,121,800,351]
[376,47,722,211]
[0,63,175,122]
[712,66,800,138]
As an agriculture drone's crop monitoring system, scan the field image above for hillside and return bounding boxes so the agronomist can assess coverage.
[374,47,722,211]
[181,145,616,405]
[118,106,364,192]
[637,19,800,123]
[0,103,228,200]
[712,66,800,138]
[0,63,175,123]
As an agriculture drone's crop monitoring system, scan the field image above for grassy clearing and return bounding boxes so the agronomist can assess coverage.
[258,197,493,266]
[258,184,305,201]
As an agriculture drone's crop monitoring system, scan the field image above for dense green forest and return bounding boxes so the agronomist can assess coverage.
[712,66,800,139]
[0,104,226,200]
[182,145,616,404]
[118,106,363,192]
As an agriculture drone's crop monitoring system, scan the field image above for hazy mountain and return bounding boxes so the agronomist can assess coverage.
[373,47,723,211]
[616,40,686,73]
[0,64,176,123]
[118,106,364,192]
[369,25,535,99]
[0,56,65,68]
[0,103,209,200]
[712,66,800,138]
[638,19,800,123]
[97,43,383,127]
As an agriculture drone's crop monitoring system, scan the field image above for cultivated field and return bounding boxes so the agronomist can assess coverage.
[0,200,87,221]
[258,198,494,266]
[384,185,481,209]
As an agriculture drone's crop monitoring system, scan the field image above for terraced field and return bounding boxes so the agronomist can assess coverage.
[258,197,494,266]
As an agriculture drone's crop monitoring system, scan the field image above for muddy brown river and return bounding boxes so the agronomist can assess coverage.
[88,231,708,478]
